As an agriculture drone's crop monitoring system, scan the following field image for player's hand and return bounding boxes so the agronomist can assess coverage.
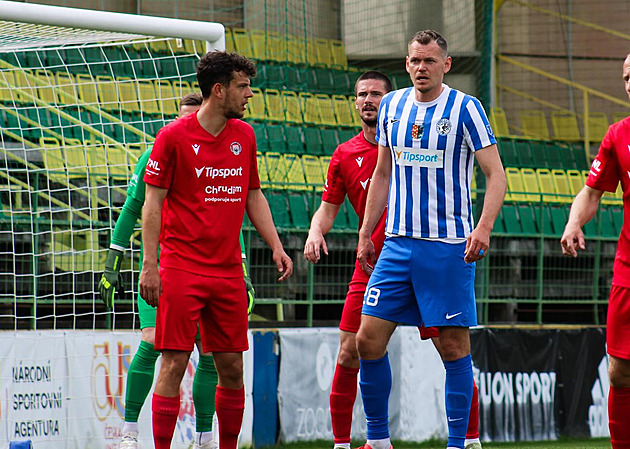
[98,248,125,309]
[464,226,490,263]
[243,260,256,314]
[357,233,376,276]
[139,264,161,307]
[273,248,293,282]
[303,231,328,263]
[560,221,585,257]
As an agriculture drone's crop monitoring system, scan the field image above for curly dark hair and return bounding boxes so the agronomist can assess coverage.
[196,51,257,99]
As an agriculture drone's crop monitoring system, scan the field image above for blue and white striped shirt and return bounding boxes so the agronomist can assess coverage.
[376,84,496,240]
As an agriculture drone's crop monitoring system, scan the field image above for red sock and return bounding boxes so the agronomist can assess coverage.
[152,393,180,449]
[466,379,480,440]
[216,386,245,449]
[610,386,630,449]
[330,364,360,444]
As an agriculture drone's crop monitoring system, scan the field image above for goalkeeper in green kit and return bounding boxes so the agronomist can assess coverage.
[98,92,256,449]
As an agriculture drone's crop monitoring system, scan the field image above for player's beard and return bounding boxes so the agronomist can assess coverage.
[362,116,378,127]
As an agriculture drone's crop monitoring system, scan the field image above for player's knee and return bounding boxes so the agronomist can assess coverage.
[355,330,382,360]
[337,345,359,367]
[609,358,630,388]
[215,356,244,385]
[159,352,190,382]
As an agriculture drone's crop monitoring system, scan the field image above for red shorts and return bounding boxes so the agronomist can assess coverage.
[155,267,249,353]
[340,260,369,333]
[339,260,441,339]
[607,285,630,359]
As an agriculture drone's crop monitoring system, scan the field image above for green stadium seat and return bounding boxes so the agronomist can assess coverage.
[260,63,284,90]
[611,206,624,235]
[250,122,268,151]
[266,124,287,153]
[528,140,548,168]
[332,198,349,230]
[497,138,519,167]
[346,197,359,229]
[492,207,506,234]
[533,203,554,235]
[549,204,568,236]
[570,143,590,170]
[288,191,311,229]
[283,125,305,154]
[284,65,307,91]
[303,126,323,155]
[599,207,617,238]
[501,204,522,234]
[583,207,599,237]
[331,68,351,95]
[514,138,535,168]
[517,203,538,234]
[320,128,340,154]
[310,65,335,94]
[266,190,291,228]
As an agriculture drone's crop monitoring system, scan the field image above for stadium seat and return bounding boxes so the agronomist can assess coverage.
[256,152,270,186]
[95,75,120,111]
[63,138,89,177]
[611,206,624,235]
[587,112,609,143]
[250,122,268,151]
[528,140,549,168]
[40,136,66,174]
[332,197,350,230]
[320,128,340,154]
[266,124,287,153]
[284,125,305,154]
[513,139,535,168]
[76,73,99,106]
[232,28,255,60]
[260,63,284,91]
[346,197,359,229]
[267,31,288,62]
[497,138,519,167]
[332,95,355,128]
[303,126,324,155]
[330,39,348,69]
[551,169,573,203]
[535,168,556,202]
[284,153,308,190]
[566,169,586,195]
[0,70,16,104]
[551,111,581,141]
[155,80,178,116]
[337,127,356,144]
[287,35,306,65]
[34,70,58,104]
[520,167,543,202]
[347,96,361,127]
[265,152,289,189]
[172,80,192,98]
[315,38,334,67]
[490,107,510,138]
[505,167,527,202]
[117,77,141,113]
[265,190,291,228]
[501,203,522,234]
[520,109,550,140]
[54,72,78,105]
[244,87,265,121]
[549,204,568,236]
[601,183,623,206]
[316,94,337,127]
[249,29,269,61]
[570,143,590,170]
[517,203,538,234]
[282,90,303,124]
[599,206,618,238]
[300,92,321,125]
[264,89,284,122]
[225,27,235,53]
[302,154,325,188]
[545,142,567,169]
[331,69,351,95]
[533,203,554,235]
[288,191,311,228]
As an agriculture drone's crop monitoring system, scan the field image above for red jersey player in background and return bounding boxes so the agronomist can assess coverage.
[140,51,293,449]
[303,71,482,449]
[561,53,630,449]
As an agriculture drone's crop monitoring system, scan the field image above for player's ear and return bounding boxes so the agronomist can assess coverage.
[212,82,224,98]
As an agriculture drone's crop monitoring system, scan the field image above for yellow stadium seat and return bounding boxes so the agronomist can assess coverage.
[315,94,337,127]
[613,112,629,123]
[602,183,623,206]
[302,154,325,189]
[330,40,348,68]
[149,38,169,54]
[264,89,284,122]
[535,168,556,202]
[306,38,318,66]
[244,87,265,121]
[347,96,361,127]
[117,77,141,113]
[55,72,78,105]
[315,38,334,67]
[232,28,254,59]
[256,152,269,186]
[40,136,65,174]
[282,90,303,124]
[76,73,99,106]
[332,95,354,127]
[35,70,57,104]
[566,169,586,195]
[183,39,206,56]
[267,31,287,62]
[12,69,36,103]
[551,169,573,203]
[96,75,120,111]
[490,107,510,138]
[287,35,306,65]
[521,167,542,202]
[299,92,321,125]
[105,144,131,179]
[551,111,581,141]
[172,80,192,98]
[0,70,16,103]
[505,167,527,202]
[249,29,268,61]
[225,27,235,53]
[284,153,308,190]
[155,80,178,116]
[63,138,88,177]
[586,112,609,143]
[137,79,160,115]
[85,140,107,176]
[520,109,550,140]
[265,151,287,189]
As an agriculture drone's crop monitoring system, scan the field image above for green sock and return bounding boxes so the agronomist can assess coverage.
[193,355,218,432]
[124,340,160,422]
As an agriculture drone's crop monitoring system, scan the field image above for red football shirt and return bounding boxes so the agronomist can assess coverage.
[586,117,630,287]
[322,131,387,255]
[144,113,260,277]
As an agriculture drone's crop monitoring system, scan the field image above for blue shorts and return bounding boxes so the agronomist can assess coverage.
[362,237,477,328]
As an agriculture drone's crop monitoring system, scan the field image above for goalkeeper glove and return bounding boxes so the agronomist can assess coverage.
[243,260,256,315]
[98,248,125,310]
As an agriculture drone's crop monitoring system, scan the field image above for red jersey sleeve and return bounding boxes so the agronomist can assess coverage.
[586,126,621,193]
[247,126,261,190]
[322,147,346,205]
[143,126,175,190]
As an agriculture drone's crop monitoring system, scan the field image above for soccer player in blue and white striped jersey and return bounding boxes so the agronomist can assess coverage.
[355,30,507,449]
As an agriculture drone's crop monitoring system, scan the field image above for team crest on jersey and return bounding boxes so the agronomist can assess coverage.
[230,142,242,155]
[436,118,452,136]
[412,124,424,139]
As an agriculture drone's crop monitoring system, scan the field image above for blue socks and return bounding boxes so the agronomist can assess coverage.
[359,353,392,440]
[444,354,473,449]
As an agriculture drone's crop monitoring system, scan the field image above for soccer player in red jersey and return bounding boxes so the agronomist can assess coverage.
[304,71,482,449]
[561,53,630,449]
[139,51,293,449]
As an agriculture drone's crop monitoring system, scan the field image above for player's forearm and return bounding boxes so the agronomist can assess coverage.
[141,187,166,267]
[567,186,602,229]
[110,196,143,250]
[475,169,507,232]
[247,189,284,252]
[360,174,388,238]
[309,203,338,238]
